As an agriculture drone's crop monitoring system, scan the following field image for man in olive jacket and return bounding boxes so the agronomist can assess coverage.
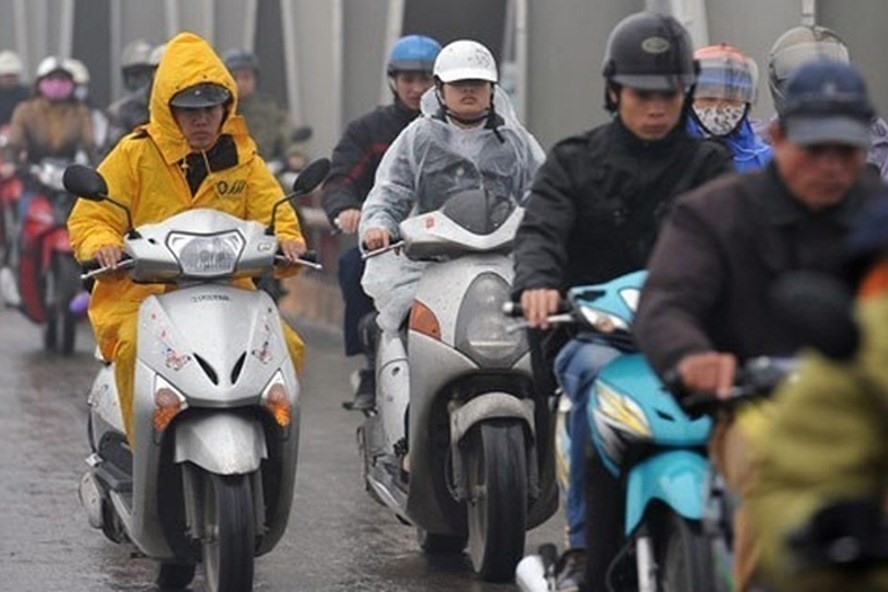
[749,193,888,592]
[634,60,883,589]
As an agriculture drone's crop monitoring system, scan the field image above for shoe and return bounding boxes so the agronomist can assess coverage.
[0,266,20,307]
[554,549,586,592]
[350,369,376,411]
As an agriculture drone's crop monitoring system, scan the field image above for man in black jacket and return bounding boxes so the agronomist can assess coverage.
[322,34,440,410]
[513,12,732,591]
[634,60,881,591]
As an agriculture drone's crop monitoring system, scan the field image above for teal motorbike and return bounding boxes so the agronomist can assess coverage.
[569,270,718,590]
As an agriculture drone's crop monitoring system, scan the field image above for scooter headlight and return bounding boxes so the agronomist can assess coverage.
[167,230,245,277]
[260,370,291,428]
[455,273,528,368]
[595,382,652,439]
[153,374,188,434]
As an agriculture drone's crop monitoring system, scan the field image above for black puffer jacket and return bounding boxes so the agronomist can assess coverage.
[513,118,733,296]
[321,100,418,223]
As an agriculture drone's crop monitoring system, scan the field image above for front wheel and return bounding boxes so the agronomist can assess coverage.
[156,563,195,589]
[655,511,717,592]
[417,527,467,555]
[43,254,79,354]
[201,472,255,592]
[466,419,528,582]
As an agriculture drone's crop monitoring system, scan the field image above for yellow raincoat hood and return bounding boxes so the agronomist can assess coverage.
[147,32,255,164]
[68,31,304,373]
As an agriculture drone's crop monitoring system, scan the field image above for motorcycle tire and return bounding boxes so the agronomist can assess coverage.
[655,510,717,592]
[417,527,467,555]
[43,254,79,355]
[155,562,196,589]
[201,472,255,592]
[466,419,528,582]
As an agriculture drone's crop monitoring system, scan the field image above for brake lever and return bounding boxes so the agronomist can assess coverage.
[361,240,405,260]
[275,254,323,271]
[80,258,134,280]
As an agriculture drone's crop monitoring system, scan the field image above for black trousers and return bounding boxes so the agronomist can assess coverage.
[337,246,375,357]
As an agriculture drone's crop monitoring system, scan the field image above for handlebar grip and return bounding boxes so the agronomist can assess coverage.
[502,301,523,317]
[679,393,721,418]
[300,249,319,264]
[80,259,102,273]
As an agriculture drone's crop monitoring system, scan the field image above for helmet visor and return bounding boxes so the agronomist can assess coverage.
[772,42,850,82]
[695,56,758,103]
[611,72,695,92]
[170,83,231,109]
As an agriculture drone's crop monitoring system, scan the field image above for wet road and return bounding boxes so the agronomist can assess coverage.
[0,307,561,591]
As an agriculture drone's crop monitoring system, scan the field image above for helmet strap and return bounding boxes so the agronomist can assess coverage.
[434,82,494,127]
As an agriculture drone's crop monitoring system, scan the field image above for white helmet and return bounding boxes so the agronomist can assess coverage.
[148,43,166,67]
[65,58,89,85]
[0,50,23,76]
[36,56,72,79]
[433,40,498,83]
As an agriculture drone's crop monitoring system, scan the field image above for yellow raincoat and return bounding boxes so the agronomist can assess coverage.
[749,295,888,591]
[68,32,305,443]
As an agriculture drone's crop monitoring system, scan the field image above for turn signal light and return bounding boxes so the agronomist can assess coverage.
[264,383,291,427]
[154,387,186,432]
[410,300,441,340]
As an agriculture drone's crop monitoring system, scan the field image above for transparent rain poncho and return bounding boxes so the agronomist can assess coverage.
[360,87,545,333]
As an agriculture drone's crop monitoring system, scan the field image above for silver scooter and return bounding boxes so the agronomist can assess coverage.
[63,159,329,592]
[359,189,557,582]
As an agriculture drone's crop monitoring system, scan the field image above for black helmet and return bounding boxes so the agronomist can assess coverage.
[223,48,260,73]
[170,82,231,109]
[603,12,696,92]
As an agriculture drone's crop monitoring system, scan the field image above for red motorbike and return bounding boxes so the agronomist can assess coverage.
[13,158,85,354]
[0,125,23,267]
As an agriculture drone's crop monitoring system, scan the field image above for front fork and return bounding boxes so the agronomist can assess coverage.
[180,464,267,542]
[635,526,657,592]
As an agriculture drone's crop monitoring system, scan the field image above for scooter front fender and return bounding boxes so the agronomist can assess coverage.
[174,412,267,474]
[624,449,709,534]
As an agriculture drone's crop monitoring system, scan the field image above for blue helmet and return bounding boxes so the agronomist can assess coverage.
[387,34,441,76]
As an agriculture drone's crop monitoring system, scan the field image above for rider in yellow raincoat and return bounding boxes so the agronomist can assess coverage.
[68,32,306,444]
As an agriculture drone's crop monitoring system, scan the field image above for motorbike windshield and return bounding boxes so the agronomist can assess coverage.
[438,189,517,236]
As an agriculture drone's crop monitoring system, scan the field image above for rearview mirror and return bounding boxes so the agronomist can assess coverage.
[266,158,332,236]
[291,157,331,195]
[771,271,859,360]
[291,126,313,143]
[63,165,108,200]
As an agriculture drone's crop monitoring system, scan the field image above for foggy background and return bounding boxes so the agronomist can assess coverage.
[1,0,884,155]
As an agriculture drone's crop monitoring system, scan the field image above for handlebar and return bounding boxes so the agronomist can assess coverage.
[275,248,323,271]
[79,249,323,281]
[670,357,797,417]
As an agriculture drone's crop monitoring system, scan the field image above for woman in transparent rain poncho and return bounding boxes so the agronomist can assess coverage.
[359,39,545,335]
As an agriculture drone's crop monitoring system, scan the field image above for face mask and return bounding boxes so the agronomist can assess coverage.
[693,103,746,137]
[38,78,74,101]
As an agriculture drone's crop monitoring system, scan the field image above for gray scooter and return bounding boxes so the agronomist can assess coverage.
[359,190,558,582]
[64,160,329,592]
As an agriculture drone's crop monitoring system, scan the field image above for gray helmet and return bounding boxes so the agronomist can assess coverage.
[223,49,259,73]
[121,39,153,70]
[767,25,850,115]
[603,12,696,93]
